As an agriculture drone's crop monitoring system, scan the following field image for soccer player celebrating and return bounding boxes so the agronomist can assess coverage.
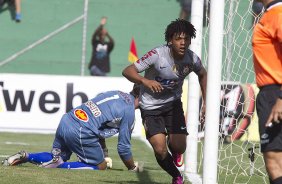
[122,19,207,184]
[3,86,143,173]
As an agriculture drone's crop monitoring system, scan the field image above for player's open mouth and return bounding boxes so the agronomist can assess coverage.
[179,48,185,53]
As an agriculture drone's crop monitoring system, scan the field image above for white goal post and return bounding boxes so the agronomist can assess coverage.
[202,0,225,183]
[184,0,204,183]
[185,0,224,183]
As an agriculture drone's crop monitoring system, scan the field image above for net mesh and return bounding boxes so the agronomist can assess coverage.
[199,0,268,183]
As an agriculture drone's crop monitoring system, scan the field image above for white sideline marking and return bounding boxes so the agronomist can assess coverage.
[0,15,84,67]
[5,141,29,145]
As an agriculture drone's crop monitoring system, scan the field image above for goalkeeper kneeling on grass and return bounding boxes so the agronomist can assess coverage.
[2,85,143,172]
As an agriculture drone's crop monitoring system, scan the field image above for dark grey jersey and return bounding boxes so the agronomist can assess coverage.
[134,45,204,110]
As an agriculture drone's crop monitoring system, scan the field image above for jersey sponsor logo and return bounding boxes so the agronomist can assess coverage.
[155,76,178,89]
[137,49,157,63]
[74,109,89,122]
[85,101,101,117]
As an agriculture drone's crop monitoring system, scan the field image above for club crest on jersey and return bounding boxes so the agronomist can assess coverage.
[74,109,89,122]
[180,66,190,76]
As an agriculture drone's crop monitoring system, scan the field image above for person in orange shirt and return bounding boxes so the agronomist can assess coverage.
[252,0,282,184]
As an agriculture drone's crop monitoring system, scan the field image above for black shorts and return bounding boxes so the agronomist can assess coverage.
[256,84,282,152]
[140,99,188,139]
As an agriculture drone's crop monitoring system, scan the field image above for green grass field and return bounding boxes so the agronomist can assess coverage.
[0,0,255,82]
[212,140,267,184]
[0,132,268,184]
[0,132,173,184]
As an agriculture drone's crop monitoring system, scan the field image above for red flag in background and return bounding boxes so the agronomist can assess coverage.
[128,37,138,63]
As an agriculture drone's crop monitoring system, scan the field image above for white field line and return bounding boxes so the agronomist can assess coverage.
[4,141,30,145]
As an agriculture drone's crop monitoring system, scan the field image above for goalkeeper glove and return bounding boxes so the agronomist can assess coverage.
[129,161,144,172]
[105,157,112,169]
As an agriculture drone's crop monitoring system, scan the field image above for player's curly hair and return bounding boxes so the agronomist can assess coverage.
[165,19,196,44]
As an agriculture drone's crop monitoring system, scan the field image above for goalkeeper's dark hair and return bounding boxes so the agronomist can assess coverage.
[165,19,196,44]
[130,84,140,98]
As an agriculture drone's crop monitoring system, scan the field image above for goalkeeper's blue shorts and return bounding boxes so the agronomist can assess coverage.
[52,114,104,165]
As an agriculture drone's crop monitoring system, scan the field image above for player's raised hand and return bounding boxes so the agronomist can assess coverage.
[100,16,107,26]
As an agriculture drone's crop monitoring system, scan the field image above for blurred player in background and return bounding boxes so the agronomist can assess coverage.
[3,86,143,172]
[0,0,22,22]
[14,0,21,22]
[252,0,282,184]
[122,19,207,184]
[178,0,192,21]
[178,0,210,27]
[88,17,115,76]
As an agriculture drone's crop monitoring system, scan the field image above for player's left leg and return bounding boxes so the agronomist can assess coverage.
[26,152,53,164]
[40,156,99,170]
[148,133,184,184]
[39,146,106,170]
[167,134,186,167]
[62,125,107,170]
[58,162,99,170]
[2,151,54,166]
[264,151,282,183]
[165,99,188,167]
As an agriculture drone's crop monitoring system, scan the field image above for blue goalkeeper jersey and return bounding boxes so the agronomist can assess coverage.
[67,90,136,160]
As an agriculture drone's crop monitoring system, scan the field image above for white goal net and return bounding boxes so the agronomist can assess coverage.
[191,0,268,183]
